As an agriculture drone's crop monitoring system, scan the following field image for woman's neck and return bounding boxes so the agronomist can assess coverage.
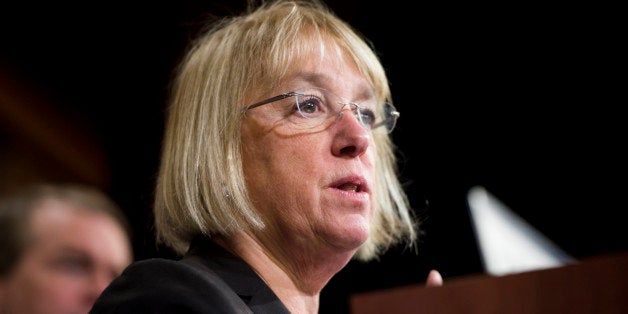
[214,231,354,314]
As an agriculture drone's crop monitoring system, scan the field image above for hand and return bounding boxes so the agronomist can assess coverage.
[425,269,443,287]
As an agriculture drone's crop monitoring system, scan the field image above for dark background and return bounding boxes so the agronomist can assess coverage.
[1,1,625,313]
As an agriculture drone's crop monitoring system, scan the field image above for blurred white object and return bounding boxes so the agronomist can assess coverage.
[467,185,576,276]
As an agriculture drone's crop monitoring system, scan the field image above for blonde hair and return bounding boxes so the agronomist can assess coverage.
[155,0,417,260]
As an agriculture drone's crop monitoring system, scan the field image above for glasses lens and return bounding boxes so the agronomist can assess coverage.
[245,88,399,134]
[382,102,399,133]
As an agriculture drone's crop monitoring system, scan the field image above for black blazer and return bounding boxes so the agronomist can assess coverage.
[90,235,290,313]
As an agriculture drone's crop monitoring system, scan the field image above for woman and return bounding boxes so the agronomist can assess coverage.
[91,1,440,313]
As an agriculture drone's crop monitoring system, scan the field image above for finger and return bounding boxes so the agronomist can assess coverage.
[425,269,443,287]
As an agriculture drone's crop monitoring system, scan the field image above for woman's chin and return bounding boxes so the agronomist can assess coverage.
[330,219,370,250]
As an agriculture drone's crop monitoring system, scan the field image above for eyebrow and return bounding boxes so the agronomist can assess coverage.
[54,246,91,258]
[291,72,374,101]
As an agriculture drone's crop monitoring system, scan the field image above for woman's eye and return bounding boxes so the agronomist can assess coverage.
[297,96,323,116]
[359,108,376,127]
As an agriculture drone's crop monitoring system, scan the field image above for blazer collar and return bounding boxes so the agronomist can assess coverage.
[184,235,290,313]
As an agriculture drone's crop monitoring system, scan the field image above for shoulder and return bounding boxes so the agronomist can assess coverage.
[90,258,251,314]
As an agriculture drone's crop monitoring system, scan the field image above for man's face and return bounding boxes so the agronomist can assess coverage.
[0,200,132,314]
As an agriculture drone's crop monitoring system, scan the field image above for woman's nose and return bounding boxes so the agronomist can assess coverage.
[331,105,370,158]
[336,103,366,129]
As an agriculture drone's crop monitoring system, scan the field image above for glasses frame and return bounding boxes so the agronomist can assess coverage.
[242,90,400,134]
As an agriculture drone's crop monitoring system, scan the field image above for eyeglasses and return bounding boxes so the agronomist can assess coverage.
[242,87,399,134]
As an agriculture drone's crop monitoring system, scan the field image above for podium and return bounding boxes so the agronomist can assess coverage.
[350,252,628,314]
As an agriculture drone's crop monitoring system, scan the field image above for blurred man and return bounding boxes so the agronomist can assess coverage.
[0,183,133,314]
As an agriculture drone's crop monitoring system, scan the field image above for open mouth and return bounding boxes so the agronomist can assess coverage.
[337,182,360,192]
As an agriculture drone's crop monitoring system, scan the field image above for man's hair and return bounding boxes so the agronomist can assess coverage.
[0,183,131,275]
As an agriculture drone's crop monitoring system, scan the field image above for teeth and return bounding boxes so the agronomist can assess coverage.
[340,183,358,192]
